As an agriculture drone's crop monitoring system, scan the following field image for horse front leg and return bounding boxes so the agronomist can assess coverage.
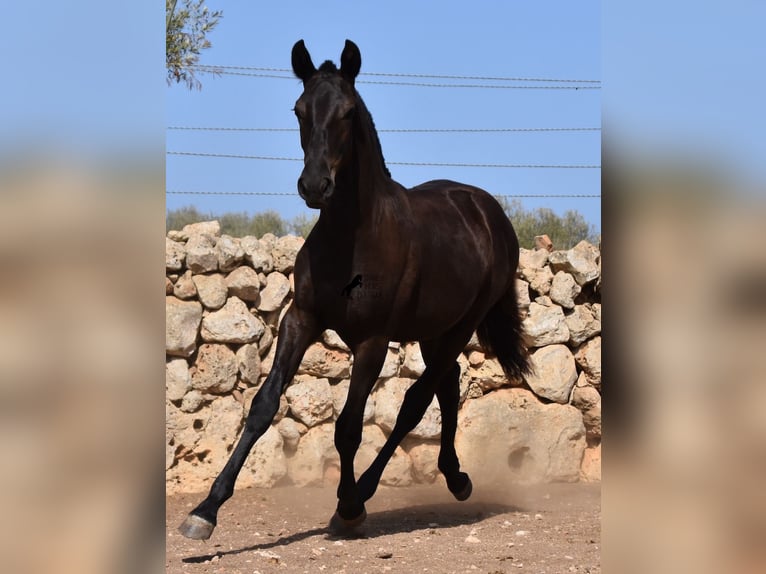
[178,305,321,540]
[330,337,388,532]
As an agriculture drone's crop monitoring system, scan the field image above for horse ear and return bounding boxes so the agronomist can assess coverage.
[292,39,316,82]
[340,39,361,84]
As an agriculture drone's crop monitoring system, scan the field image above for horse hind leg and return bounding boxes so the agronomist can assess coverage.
[356,329,474,504]
[356,370,439,503]
[435,362,472,501]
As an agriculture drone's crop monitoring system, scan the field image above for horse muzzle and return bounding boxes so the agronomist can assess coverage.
[297,173,334,208]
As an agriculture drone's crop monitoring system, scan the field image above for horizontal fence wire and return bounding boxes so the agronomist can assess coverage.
[191,64,601,84]
[167,150,600,169]
[191,66,600,89]
[168,126,601,133]
[166,190,601,199]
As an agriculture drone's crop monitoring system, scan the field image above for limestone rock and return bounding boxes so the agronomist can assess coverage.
[216,234,245,272]
[372,378,441,440]
[401,343,426,378]
[575,336,601,388]
[516,278,531,309]
[272,235,304,274]
[190,395,244,480]
[525,345,578,403]
[572,382,601,412]
[580,444,601,482]
[565,304,601,346]
[180,389,206,413]
[298,343,351,379]
[521,266,554,296]
[225,266,261,302]
[518,247,549,271]
[549,271,581,309]
[455,388,585,484]
[548,240,600,286]
[379,347,401,379]
[235,343,261,386]
[165,296,202,357]
[185,233,218,274]
[191,343,237,394]
[240,236,274,273]
[166,358,191,401]
[287,423,338,487]
[534,235,554,252]
[468,351,485,367]
[165,276,173,295]
[407,442,440,483]
[201,296,265,344]
[331,380,375,423]
[192,273,228,310]
[165,237,186,272]
[258,327,274,358]
[257,232,276,253]
[179,220,221,240]
[173,270,197,300]
[357,424,413,486]
[277,417,307,450]
[285,377,334,427]
[258,272,291,312]
[321,329,350,352]
[467,357,508,392]
[522,302,570,347]
[240,425,287,488]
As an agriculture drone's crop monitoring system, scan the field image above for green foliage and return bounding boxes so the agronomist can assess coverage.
[247,211,289,238]
[290,213,318,238]
[166,0,222,90]
[496,198,599,250]
[165,205,212,232]
[166,201,596,249]
[166,206,318,238]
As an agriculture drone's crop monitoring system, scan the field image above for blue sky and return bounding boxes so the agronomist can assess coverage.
[2,2,763,227]
[166,1,602,231]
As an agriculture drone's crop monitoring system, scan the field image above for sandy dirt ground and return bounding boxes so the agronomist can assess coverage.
[166,482,600,574]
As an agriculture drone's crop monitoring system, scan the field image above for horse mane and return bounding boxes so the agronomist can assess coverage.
[353,92,392,179]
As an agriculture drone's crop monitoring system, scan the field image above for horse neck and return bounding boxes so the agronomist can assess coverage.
[347,97,399,223]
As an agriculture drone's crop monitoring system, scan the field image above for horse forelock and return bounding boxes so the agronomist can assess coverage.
[318,60,338,73]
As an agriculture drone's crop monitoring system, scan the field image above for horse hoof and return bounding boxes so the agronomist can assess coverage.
[178,514,215,540]
[452,476,473,501]
[328,508,367,534]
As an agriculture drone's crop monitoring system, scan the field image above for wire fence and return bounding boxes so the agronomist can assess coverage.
[167,150,600,170]
[166,190,600,198]
[191,64,601,87]
[168,126,601,133]
[169,63,601,207]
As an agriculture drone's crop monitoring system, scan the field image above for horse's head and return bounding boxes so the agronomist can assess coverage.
[291,39,361,209]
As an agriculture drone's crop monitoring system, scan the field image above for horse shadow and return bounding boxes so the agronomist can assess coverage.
[181,499,524,563]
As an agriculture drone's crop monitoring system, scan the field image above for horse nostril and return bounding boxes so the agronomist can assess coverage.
[319,177,331,194]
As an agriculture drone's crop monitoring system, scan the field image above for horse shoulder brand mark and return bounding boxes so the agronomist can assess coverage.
[341,273,384,300]
[341,274,363,298]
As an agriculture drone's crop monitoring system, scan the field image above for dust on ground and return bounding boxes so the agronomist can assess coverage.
[166,482,600,573]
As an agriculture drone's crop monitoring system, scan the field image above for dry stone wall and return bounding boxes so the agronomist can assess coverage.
[166,222,602,494]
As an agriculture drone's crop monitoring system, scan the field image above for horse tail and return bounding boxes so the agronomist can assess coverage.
[476,281,532,382]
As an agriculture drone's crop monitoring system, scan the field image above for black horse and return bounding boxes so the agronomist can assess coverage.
[179,39,531,540]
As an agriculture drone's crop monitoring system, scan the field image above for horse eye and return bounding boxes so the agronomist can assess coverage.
[341,107,355,121]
